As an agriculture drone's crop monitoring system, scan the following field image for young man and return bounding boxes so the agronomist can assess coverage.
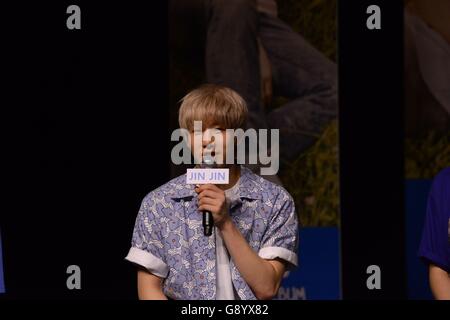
[418,167,450,300]
[125,84,298,300]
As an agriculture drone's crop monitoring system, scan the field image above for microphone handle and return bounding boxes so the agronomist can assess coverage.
[203,211,214,236]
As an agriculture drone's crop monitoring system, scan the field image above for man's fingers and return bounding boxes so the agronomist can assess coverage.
[197,189,223,201]
[198,204,217,213]
[198,197,220,207]
[195,184,221,193]
[195,185,226,214]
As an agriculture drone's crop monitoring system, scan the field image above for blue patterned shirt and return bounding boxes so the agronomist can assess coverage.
[125,166,299,300]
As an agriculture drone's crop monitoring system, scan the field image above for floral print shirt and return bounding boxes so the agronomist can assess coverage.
[125,166,298,300]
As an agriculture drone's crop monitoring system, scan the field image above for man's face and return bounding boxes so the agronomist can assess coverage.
[188,121,233,166]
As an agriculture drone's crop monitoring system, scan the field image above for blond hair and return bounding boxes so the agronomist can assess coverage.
[178,84,248,131]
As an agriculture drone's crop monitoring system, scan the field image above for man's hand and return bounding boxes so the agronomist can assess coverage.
[195,184,230,228]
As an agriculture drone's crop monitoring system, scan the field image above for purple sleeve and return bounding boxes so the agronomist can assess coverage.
[418,168,450,273]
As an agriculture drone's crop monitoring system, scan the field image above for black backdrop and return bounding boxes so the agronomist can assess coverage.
[1,0,406,299]
[339,0,405,299]
[2,1,169,298]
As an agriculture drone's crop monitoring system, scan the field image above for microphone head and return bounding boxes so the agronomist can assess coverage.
[199,154,217,169]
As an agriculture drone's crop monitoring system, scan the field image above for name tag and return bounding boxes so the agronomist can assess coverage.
[186,168,229,184]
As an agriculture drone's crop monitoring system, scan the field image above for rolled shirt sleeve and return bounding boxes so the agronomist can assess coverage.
[258,190,299,269]
[125,195,169,278]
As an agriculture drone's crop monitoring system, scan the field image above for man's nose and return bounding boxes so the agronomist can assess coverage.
[202,136,215,148]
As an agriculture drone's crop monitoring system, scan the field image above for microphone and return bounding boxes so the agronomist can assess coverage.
[203,208,214,237]
[186,153,228,237]
[199,157,216,237]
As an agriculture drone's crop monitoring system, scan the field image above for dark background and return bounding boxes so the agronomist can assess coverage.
[2,1,169,299]
[339,0,405,299]
[1,0,405,299]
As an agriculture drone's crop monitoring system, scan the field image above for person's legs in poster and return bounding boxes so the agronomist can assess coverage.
[204,0,267,131]
[259,12,338,165]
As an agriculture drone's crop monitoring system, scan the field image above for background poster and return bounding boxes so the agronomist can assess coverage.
[169,0,340,300]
